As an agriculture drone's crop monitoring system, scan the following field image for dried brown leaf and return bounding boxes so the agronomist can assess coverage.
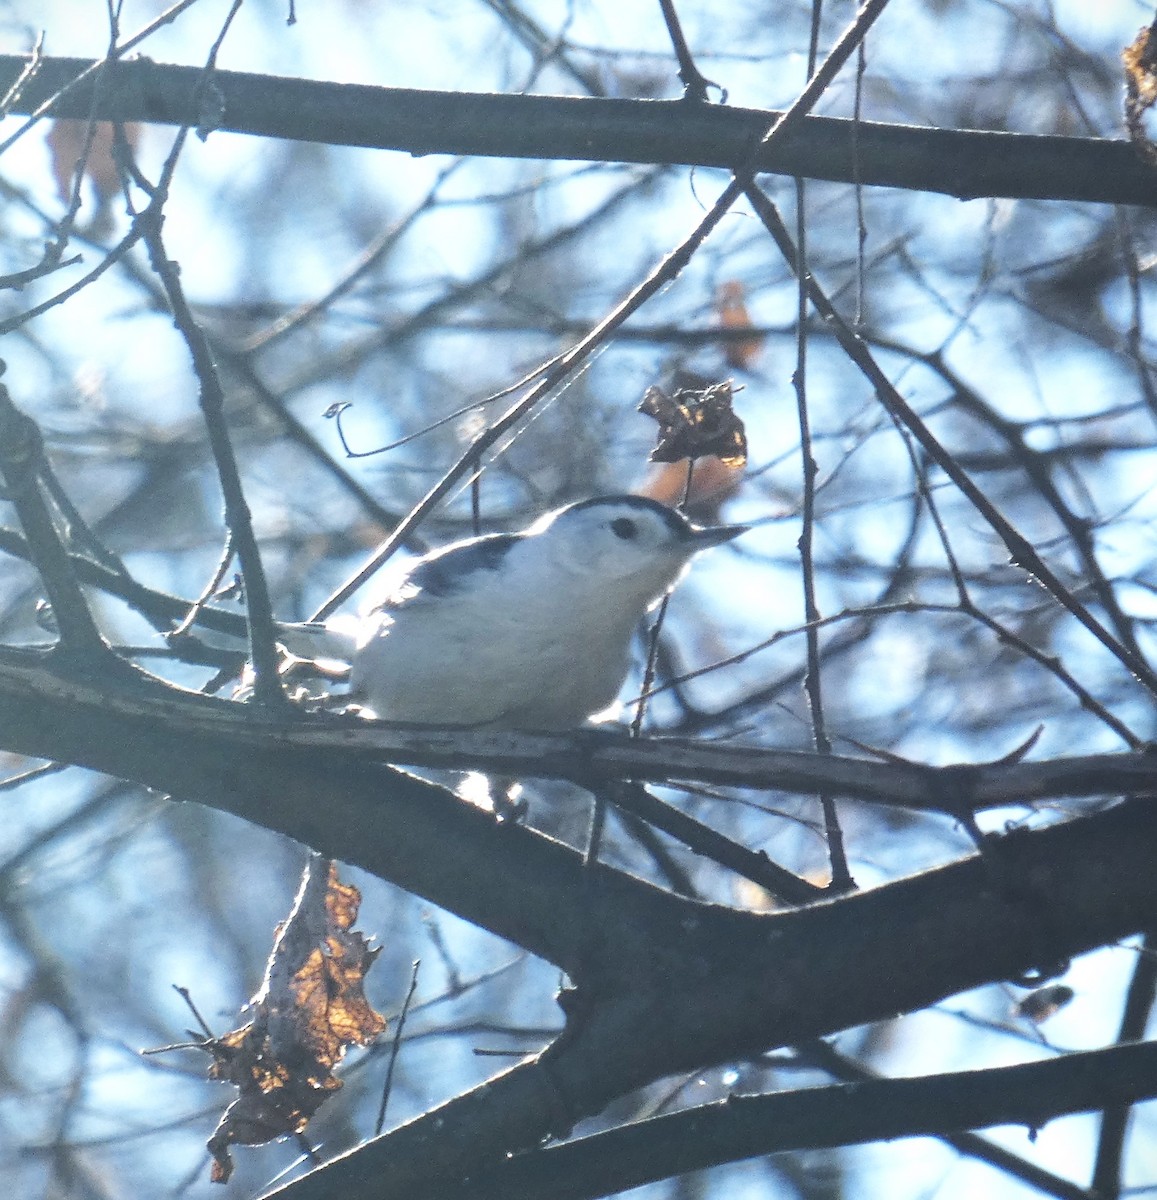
[638,379,747,469]
[46,120,140,210]
[1124,20,1157,166]
[197,858,385,1183]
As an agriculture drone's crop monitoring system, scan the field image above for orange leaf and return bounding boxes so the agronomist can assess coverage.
[716,281,765,370]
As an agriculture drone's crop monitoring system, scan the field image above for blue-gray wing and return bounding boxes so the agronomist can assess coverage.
[379,533,521,609]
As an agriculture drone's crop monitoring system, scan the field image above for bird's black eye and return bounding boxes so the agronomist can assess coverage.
[610,517,638,540]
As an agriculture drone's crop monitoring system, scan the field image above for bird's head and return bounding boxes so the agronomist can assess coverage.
[525,494,746,602]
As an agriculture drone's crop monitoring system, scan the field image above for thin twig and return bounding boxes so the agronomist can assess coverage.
[243,158,465,352]
[169,530,236,640]
[790,2,852,891]
[0,525,250,642]
[1092,930,1157,1200]
[0,376,130,674]
[872,334,1146,667]
[375,960,421,1137]
[172,983,216,1040]
[138,2,285,708]
[656,0,719,102]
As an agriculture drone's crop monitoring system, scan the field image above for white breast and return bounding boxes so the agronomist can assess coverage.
[349,549,647,729]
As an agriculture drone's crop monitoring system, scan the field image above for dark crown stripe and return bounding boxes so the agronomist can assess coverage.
[562,494,692,537]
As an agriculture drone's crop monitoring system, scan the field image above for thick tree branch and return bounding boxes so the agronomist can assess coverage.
[453,1040,1157,1200]
[0,651,1154,820]
[0,650,1153,1198]
[3,55,1154,208]
[0,649,695,970]
[272,799,1157,1200]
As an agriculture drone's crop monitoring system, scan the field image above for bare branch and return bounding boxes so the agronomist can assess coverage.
[449,1041,1157,1200]
[0,55,1151,207]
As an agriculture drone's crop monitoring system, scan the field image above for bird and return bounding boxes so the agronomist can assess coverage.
[277,495,745,729]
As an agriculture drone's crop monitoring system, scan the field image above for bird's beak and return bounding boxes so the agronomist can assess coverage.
[689,522,748,548]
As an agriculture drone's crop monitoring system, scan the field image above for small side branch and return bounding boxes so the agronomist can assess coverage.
[0,372,131,677]
[138,142,284,707]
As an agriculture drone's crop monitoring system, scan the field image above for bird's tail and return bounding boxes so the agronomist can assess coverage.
[223,616,360,704]
[270,617,360,666]
[191,615,359,665]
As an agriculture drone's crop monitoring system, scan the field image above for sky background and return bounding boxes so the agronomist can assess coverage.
[0,1,1155,1197]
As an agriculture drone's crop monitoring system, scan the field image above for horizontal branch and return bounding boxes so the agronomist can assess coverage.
[0,532,1149,818]
[4,55,1155,207]
[457,1040,1157,1200]
[0,648,1153,818]
[0,648,691,971]
[278,721,1157,815]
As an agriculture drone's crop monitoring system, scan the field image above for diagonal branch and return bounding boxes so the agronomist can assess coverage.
[266,798,1157,1200]
[742,183,1157,701]
[0,377,133,677]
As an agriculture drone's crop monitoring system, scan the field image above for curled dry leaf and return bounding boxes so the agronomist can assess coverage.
[200,857,386,1183]
[1124,19,1157,165]
[638,379,747,470]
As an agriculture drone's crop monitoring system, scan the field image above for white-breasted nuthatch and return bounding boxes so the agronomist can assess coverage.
[277,495,745,729]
